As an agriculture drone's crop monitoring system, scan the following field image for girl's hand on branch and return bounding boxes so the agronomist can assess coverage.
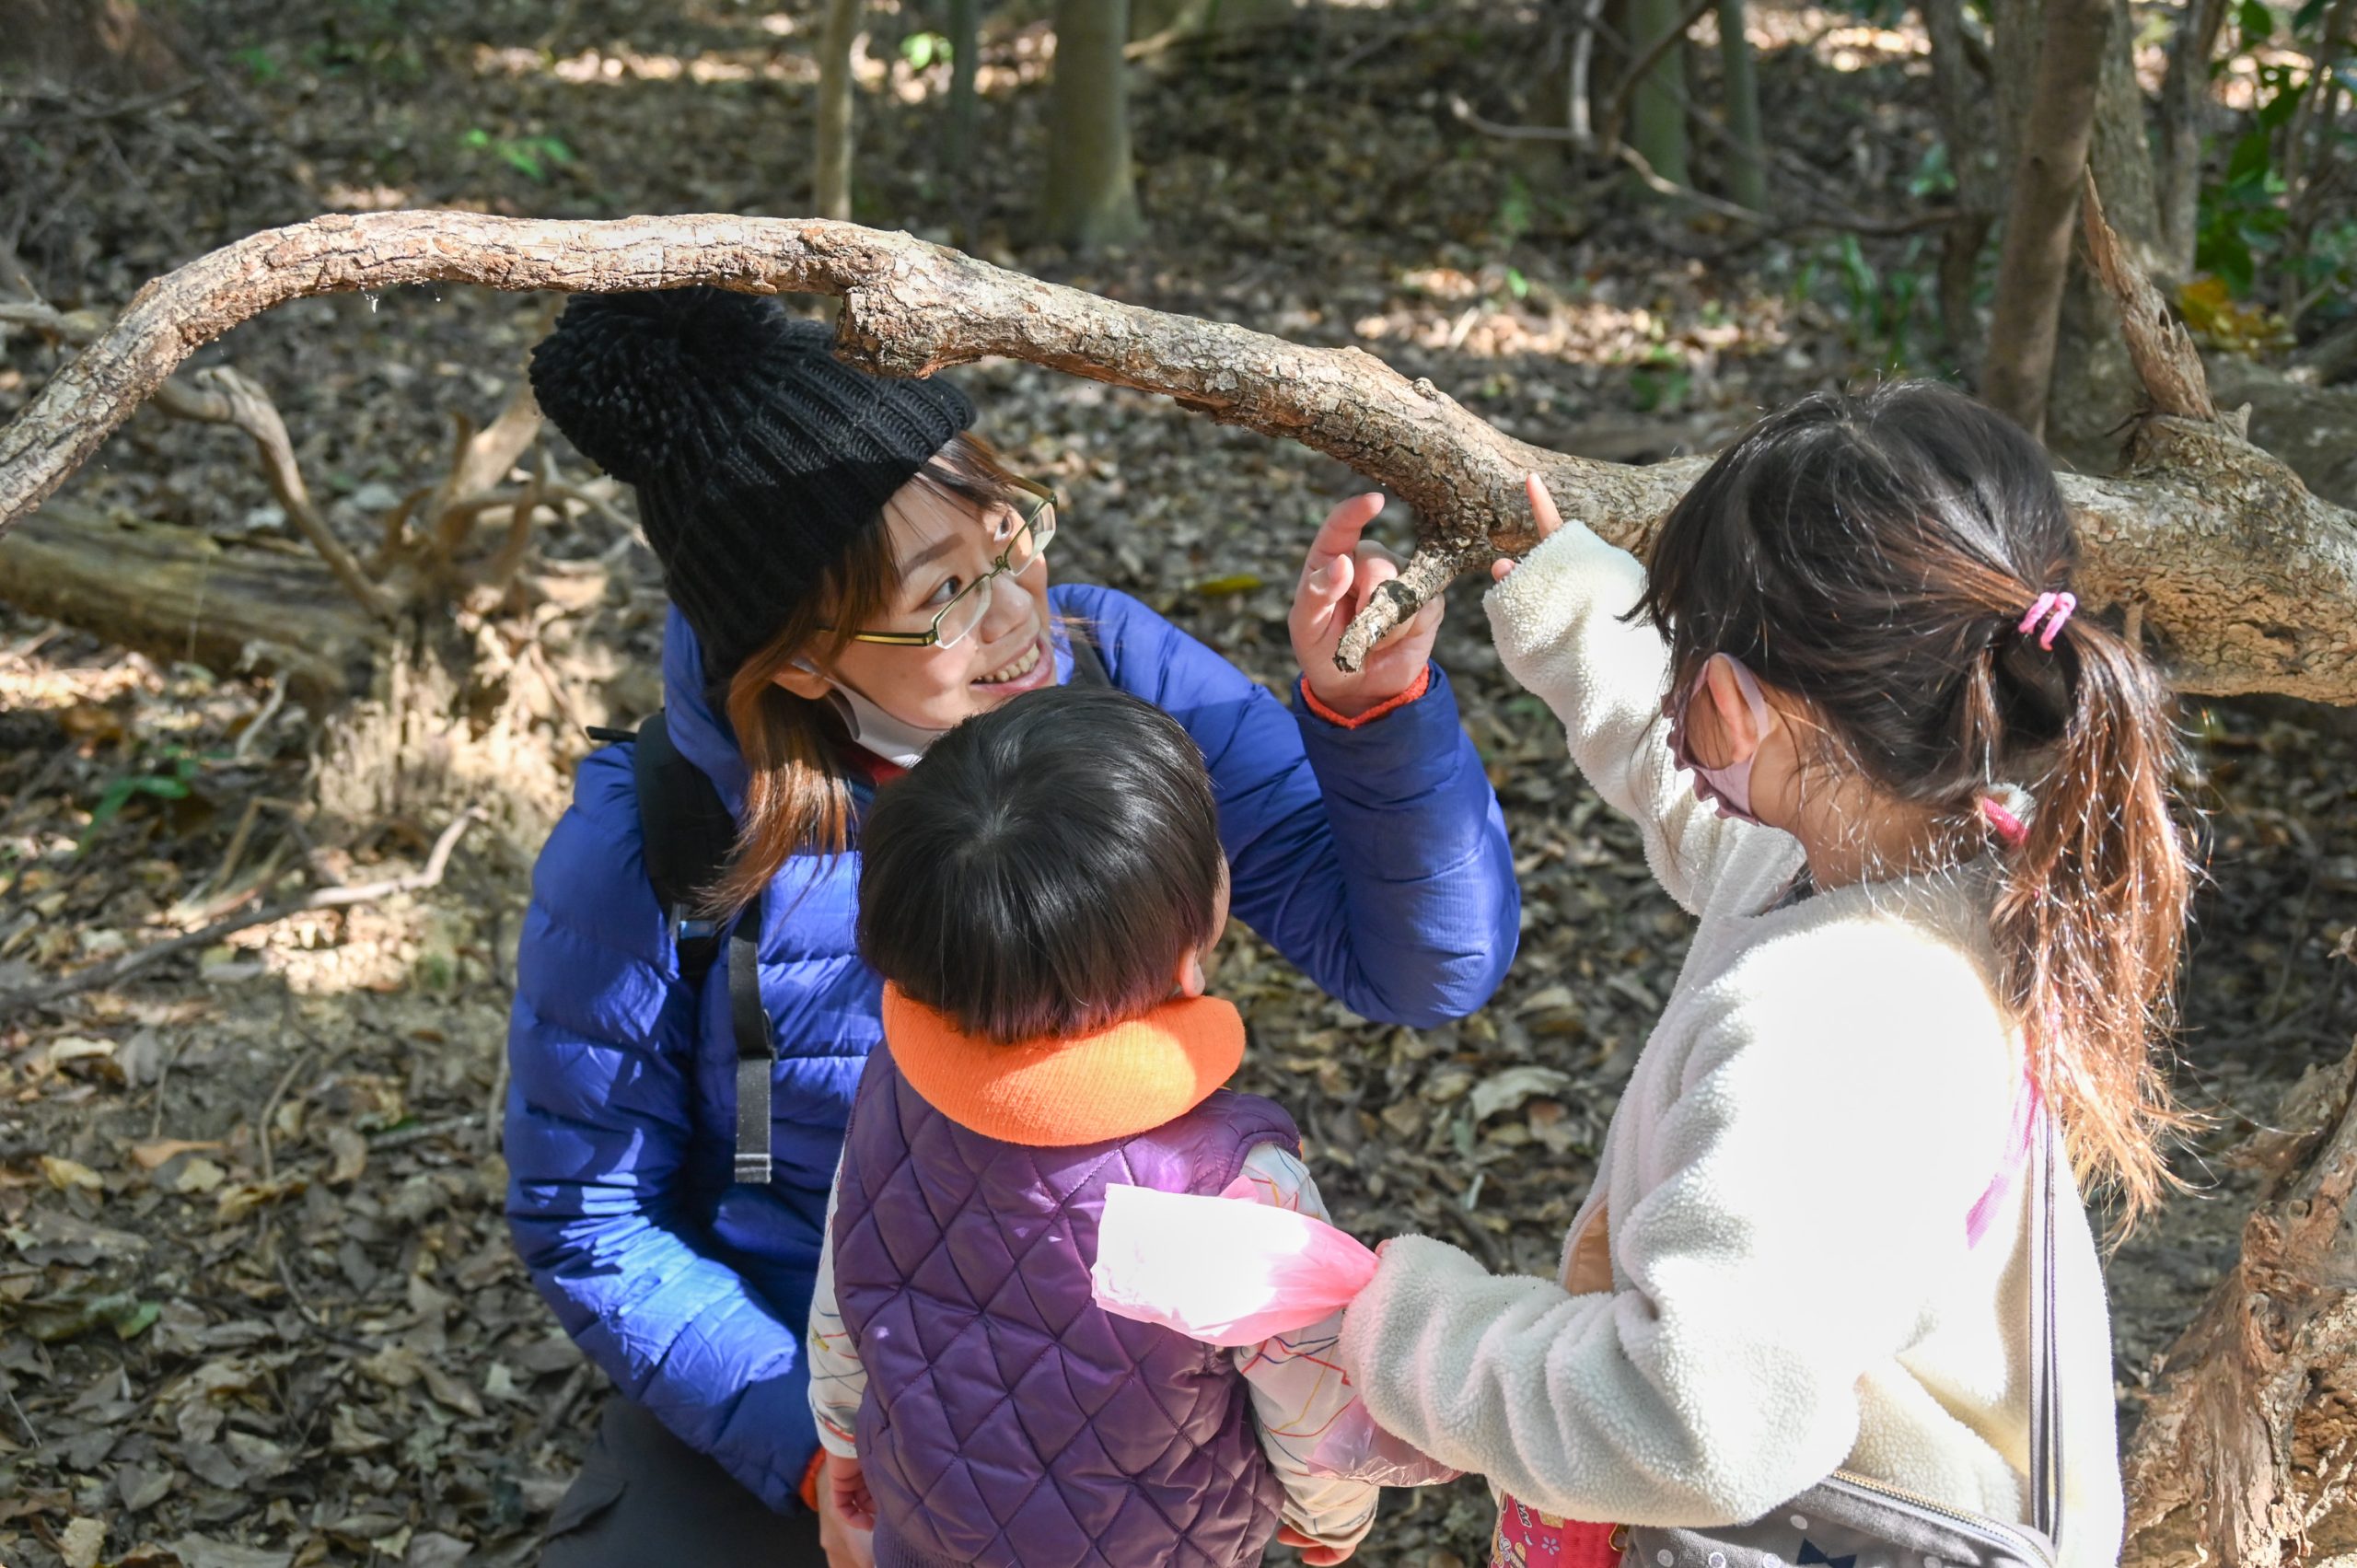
[1292,494,1444,717]
[1492,471,1565,582]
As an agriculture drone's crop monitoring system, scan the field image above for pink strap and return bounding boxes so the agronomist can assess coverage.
[1965,1071,2042,1249]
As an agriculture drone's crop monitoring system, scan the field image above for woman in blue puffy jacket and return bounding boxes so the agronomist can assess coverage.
[507,288,1520,1567]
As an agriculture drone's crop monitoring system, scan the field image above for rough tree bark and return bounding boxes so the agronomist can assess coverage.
[2120,1041,2357,1566]
[814,0,862,221]
[1040,0,1144,250]
[1,210,2355,701]
[1981,0,2110,439]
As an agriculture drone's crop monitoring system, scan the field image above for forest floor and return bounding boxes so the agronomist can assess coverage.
[3,1,2355,1564]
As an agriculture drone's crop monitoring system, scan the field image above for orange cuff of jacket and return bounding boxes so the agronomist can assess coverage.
[1297,665,1431,730]
[801,1449,827,1512]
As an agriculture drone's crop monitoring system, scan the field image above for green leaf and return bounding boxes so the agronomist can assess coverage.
[900,30,950,69]
[2237,0,2274,42]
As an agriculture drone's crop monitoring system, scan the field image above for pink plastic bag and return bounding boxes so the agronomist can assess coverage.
[1089,1183,1379,1346]
[1088,1185,1461,1486]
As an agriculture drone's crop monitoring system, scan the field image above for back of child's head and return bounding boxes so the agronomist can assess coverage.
[857,683,1225,1045]
[1636,380,2192,1214]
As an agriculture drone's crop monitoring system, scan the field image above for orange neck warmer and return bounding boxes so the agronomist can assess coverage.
[879,985,1247,1148]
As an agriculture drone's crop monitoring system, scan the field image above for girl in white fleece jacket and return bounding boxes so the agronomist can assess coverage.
[1340,383,2192,1568]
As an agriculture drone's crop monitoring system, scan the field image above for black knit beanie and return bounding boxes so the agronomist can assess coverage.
[528,288,976,679]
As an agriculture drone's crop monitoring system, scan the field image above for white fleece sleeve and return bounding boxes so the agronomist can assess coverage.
[1337,936,2018,1527]
[1483,518,1779,914]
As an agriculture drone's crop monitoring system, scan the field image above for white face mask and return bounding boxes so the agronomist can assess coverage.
[794,659,949,769]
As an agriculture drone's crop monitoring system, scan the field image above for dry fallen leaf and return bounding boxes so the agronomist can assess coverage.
[40,1155,104,1193]
[60,1516,107,1568]
[132,1138,226,1171]
[172,1156,227,1195]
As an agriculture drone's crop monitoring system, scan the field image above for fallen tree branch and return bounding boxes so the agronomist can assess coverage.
[0,213,2354,696]
[0,808,482,1020]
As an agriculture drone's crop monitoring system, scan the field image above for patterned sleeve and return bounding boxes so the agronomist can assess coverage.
[1230,1144,1384,1551]
[805,1167,864,1459]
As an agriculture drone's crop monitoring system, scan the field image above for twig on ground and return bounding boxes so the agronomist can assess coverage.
[231,674,289,764]
[256,1028,318,1185]
[0,808,483,1020]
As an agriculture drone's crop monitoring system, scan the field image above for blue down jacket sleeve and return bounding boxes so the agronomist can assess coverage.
[1060,583,1518,1026]
[504,748,819,1515]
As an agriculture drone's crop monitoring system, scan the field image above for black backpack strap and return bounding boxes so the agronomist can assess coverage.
[629,710,738,990]
[1065,632,1110,688]
[729,889,773,1186]
[615,711,777,1186]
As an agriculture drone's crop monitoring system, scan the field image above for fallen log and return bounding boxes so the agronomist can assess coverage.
[0,501,380,699]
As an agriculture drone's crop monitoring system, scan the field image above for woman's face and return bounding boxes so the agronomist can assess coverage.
[777,467,1058,728]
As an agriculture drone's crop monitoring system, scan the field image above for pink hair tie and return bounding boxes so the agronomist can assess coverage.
[1980,796,2028,849]
[2017,591,2077,650]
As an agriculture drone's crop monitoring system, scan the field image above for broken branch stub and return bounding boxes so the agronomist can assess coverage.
[2,211,2356,697]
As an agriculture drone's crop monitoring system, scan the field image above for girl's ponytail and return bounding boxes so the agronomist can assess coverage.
[1990,615,2194,1219]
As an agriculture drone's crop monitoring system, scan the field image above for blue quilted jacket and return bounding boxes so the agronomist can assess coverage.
[505,582,1519,1515]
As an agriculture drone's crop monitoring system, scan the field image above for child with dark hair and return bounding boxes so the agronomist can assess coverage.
[806,684,1378,1568]
[1341,383,2189,1568]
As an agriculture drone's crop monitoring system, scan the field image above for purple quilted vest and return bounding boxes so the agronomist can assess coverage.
[830,1043,1298,1568]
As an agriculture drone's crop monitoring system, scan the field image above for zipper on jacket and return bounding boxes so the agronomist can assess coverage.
[1824,1470,2059,1567]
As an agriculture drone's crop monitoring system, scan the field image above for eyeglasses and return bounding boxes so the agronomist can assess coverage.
[837,476,1059,649]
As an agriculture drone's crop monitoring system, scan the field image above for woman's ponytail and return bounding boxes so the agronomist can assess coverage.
[1990,616,2194,1219]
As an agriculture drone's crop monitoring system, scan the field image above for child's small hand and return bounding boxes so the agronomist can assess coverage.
[1492,471,1566,582]
[1276,1525,1356,1565]
[819,1453,877,1566]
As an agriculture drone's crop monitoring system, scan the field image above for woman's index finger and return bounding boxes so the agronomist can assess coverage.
[1304,493,1387,575]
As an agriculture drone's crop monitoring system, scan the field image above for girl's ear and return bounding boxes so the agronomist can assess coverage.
[773,656,831,701]
[1701,654,1767,763]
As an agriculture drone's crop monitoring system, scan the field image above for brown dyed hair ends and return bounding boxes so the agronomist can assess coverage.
[705,431,1032,914]
[856,685,1225,1046]
[1634,381,2193,1219]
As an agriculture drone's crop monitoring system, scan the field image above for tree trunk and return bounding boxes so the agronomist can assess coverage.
[1041,0,1144,250]
[1981,0,2110,440]
[2155,0,2229,277]
[2119,1041,2357,1566]
[1716,0,1766,212]
[1922,0,2001,367]
[1625,0,1691,186]
[2046,0,2166,465]
[814,0,861,221]
[945,0,979,171]
[0,0,183,90]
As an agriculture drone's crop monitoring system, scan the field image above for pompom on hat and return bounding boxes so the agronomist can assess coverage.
[529,287,975,679]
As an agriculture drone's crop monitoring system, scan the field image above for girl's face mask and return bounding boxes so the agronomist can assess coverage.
[1665,654,1775,824]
